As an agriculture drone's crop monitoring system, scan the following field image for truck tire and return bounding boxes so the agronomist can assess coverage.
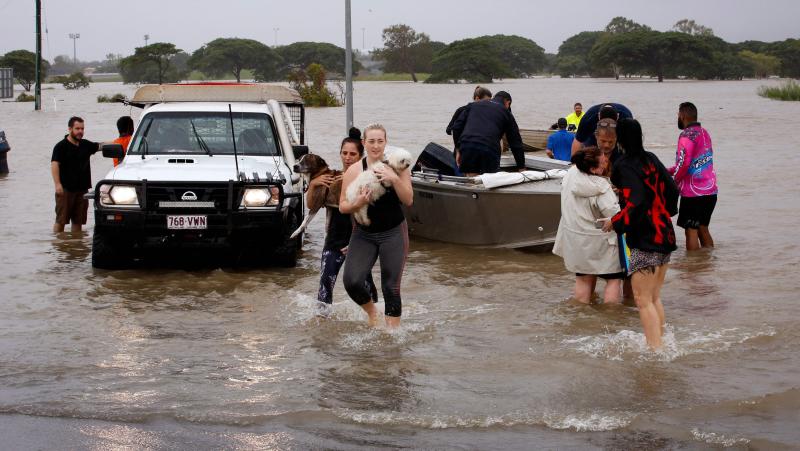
[92,230,133,269]
[273,208,302,268]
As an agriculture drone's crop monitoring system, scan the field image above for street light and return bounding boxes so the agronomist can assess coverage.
[144,34,150,46]
[361,27,365,49]
[68,33,80,65]
[273,28,280,47]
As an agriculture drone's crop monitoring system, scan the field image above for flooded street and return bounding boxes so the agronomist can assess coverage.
[1,78,799,449]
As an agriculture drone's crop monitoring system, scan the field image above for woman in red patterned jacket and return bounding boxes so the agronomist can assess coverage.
[609,118,679,350]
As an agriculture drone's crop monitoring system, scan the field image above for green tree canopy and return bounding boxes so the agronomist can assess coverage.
[426,37,513,84]
[605,16,651,34]
[275,41,361,77]
[556,31,606,77]
[119,43,187,84]
[767,39,800,78]
[738,50,781,78]
[481,35,546,77]
[672,19,715,37]
[189,38,280,82]
[0,49,50,91]
[373,24,432,82]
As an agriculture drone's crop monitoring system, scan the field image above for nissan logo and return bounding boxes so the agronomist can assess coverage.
[181,191,198,201]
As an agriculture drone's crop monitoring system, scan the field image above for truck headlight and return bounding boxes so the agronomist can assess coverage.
[241,187,280,208]
[99,184,139,207]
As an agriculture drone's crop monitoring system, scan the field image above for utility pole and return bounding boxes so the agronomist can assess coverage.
[361,27,365,50]
[144,34,149,47]
[345,0,353,130]
[35,0,42,111]
[69,33,80,65]
[273,28,279,47]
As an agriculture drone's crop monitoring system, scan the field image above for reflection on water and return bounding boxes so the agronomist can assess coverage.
[0,78,799,448]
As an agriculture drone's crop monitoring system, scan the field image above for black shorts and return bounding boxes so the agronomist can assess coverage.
[576,272,626,280]
[677,194,717,229]
[458,143,500,174]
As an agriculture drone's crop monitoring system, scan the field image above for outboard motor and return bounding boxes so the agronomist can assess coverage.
[413,142,461,176]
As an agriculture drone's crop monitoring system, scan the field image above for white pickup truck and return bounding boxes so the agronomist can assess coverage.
[91,83,309,268]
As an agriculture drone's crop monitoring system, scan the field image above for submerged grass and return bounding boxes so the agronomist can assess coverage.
[758,80,800,101]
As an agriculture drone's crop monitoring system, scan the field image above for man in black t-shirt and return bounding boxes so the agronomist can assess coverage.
[570,103,633,156]
[51,116,100,233]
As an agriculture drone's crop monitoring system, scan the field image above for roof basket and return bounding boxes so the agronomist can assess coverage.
[129,83,303,107]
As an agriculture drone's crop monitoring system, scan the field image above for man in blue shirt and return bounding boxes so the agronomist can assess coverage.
[546,118,574,162]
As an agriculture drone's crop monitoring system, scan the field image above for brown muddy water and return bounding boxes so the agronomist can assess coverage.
[0,78,799,450]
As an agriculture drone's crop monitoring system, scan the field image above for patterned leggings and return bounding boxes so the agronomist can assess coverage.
[318,248,378,304]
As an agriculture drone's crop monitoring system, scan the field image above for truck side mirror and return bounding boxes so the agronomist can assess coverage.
[292,145,309,160]
[101,143,125,159]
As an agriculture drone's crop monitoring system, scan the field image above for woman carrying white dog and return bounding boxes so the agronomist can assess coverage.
[339,124,413,329]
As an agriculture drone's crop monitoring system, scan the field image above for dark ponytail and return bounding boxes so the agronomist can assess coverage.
[341,127,364,156]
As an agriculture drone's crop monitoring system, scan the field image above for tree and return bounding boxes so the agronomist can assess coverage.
[673,19,714,37]
[50,54,79,76]
[0,50,50,91]
[767,39,800,78]
[556,31,606,77]
[738,50,781,78]
[287,63,340,107]
[275,41,360,77]
[589,31,648,79]
[189,38,279,83]
[373,24,431,82]
[605,16,651,34]
[53,71,91,89]
[481,35,546,77]
[426,37,513,84]
[119,43,185,84]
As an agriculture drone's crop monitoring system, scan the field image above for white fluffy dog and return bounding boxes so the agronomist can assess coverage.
[346,147,413,226]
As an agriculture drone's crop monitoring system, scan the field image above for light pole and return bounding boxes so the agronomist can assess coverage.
[68,33,80,65]
[361,27,365,49]
[344,0,353,130]
[273,28,280,47]
[144,34,149,47]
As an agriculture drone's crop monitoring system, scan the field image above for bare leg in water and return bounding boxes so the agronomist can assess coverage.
[360,301,381,327]
[385,316,400,329]
[603,279,622,304]
[685,228,701,251]
[698,225,714,248]
[632,268,666,350]
[654,264,668,335]
[574,275,596,304]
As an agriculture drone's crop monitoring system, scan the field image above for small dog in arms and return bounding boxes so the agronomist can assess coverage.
[290,154,343,238]
[346,148,412,226]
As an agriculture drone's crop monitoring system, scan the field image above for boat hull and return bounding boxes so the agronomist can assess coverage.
[405,178,562,249]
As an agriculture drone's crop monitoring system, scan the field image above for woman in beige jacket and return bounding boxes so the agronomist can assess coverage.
[553,147,622,304]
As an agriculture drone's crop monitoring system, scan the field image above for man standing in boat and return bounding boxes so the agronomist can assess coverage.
[451,91,525,176]
[446,86,492,147]
[566,102,583,132]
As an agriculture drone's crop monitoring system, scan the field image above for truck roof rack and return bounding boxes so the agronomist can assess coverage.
[128,83,303,108]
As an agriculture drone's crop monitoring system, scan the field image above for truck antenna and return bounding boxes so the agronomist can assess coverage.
[228,104,242,181]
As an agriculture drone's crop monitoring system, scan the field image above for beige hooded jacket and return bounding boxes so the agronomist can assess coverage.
[553,165,622,275]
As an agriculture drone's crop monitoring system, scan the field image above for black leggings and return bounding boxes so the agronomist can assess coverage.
[343,221,408,317]
[318,247,378,304]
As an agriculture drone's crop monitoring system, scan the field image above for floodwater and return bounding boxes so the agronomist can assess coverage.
[1,78,799,450]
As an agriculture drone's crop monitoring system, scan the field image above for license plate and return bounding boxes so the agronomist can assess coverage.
[167,215,207,230]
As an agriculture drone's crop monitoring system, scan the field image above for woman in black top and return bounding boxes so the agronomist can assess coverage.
[311,128,377,316]
[610,118,679,350]
[339,124,413,329]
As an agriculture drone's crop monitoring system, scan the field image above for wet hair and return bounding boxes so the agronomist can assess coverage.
[679,102,698,121]
[473,86,492,100]
[571,146,602,174]
[116,116,134,135]
[594,118,617,136]
[341,126,365,156]
[68,116,84,128]
[598,104,618,120]
[494,91,512,103]
[574,102,582,108]
[363,123,387,140]
[616,118,646,161]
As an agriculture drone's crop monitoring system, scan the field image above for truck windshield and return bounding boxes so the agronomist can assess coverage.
[128,112,280,156]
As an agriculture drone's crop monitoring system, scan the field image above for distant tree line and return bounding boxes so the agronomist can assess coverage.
[555,16,800,81]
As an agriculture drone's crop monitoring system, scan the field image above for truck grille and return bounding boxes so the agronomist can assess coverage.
[145,184,236,212]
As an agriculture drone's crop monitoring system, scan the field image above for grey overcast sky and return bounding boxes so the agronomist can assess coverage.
[1,0,798,61]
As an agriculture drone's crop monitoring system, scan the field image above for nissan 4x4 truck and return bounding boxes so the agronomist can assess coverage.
[91,83,309,268]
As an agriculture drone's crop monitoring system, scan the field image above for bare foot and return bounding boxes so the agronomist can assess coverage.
[385,316,401,330]
[361,301,381,327]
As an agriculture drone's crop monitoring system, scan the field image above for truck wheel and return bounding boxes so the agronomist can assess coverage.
[273,208,302,267]
[92,230,132,269]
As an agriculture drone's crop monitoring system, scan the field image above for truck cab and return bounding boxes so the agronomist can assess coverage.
[91,83,309,268]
